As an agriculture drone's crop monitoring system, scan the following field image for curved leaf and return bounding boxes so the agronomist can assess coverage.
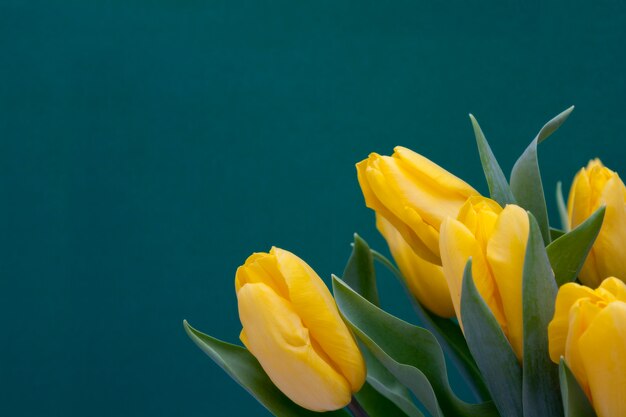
[355,381,415,417]
[332,276,499,417]
[183,321,349,417]
[342,234,380,306]
[547,206,605,286]
[360,348,424,417]
[559,359,597,417]
[461,259,523,417]
[370,249,490,402]
[470,114,516,206]
[522,214,563,417]
[510,107,574,244]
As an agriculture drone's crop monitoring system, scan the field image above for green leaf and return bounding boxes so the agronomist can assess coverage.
[460,259,523,417]
[510,107,574,245]
[183,321,349,417]
[370,249,490,402]
[522,213,563,417]
[355,381,416,417]
[556,181,570,232]
[535,106,574,144]
[332,276,499,417]
[360,346,424,417]
[546,206,605,286]
[550,227,565,241]
[342,234,380,306]
[559,359,597,417]
[470,114,516,206]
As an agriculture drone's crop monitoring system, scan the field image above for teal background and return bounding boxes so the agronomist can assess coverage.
[2,1,626,416]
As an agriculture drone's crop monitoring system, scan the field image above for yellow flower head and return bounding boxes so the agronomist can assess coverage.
[568,159,626,287]
[235,247,366,411]
[548,277,626,417]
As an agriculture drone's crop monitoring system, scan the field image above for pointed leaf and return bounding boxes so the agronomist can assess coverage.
[370,249,490,402]
[460,259,523,417]
[510,137,550,243]
[547,206,605,286]
[522,214,563,417]
[333,276,499,417]
[559,359,597,417]
[183,321,349,417]
[510,107,573,244]
[342,234,380,306]
[550,227,565,240]
[470,114,516,206]
[536,106,574,143]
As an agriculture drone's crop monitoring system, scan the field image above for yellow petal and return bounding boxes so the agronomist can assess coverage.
[585,175,626,286]
[568,166,592,230]
[548,283,599,363]
[441,216,507,332]
[273,248,366,392]
[377,215,454,318]
[578,302,626,417]
[599,277,626,302]
[235,251,289,298]
[485,205,529,360]
[237,282,352,411]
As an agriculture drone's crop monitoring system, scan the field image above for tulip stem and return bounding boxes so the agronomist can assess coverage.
[347,396,369,417]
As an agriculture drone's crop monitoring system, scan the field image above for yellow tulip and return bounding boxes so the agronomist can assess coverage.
[356,146,479,264]
[567,159,626,287]
[548,277,626,417]
[376,214,455,318]
[439,196,529,360]
[235,247,366,412]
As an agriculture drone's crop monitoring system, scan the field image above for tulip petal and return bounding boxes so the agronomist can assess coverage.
[486,204,529,359]
[377,215,455,318]
[237,282,352,411]
[440,218,505,330]
[591,176,626,284]
[273,248,366,392]
[548,283,599,363]
[578,302,626,417]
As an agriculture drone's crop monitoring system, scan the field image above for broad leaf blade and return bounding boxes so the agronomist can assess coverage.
[559,359,597,417]
[333,276,499,417]
[510,137,550,243]
[183,321,349,417]
[360,347,424,417]
[522,214,563,417]
[342,234,380,306]
[370,249,490,402]
[460,259,523,417]
[470,114,516,206]
[546,206,605,286]
[356,381,416,417]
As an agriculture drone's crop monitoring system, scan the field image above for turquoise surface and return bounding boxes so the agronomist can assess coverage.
[2,1,626,416]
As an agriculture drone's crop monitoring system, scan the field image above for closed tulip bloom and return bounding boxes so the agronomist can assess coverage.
[440,196,529,360]
[357,146,479,264]
[548,278,626,417]
[567,159,626,287]
[376,214,455,318]
[235,247,366,412]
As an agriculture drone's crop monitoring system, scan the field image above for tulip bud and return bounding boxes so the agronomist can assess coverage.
[235,247,366,412]
[567,159,626,287]
[376,214,455,318]
[356,146,479,264]
[439,196,529,360]
[548,277,626,417]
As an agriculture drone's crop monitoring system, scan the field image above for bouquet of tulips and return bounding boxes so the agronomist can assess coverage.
[184,107,626,417]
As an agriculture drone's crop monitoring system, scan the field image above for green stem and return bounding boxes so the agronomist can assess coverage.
[347,396,369,417]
